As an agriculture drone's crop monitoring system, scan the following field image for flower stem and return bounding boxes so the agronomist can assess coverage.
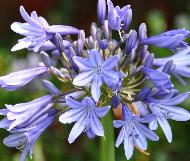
[99,110,115,161]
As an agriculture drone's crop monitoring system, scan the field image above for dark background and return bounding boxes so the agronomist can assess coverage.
[0,0,190,161]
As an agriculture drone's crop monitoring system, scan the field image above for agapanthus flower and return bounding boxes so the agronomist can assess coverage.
[107,0,132,31]
[154,47,190,84]
[59,96,110,143]
[73,49,119,102]
[0,66,48,91]
[3,110,56,161]
[0,95,53,130]
[1,1,190,161]
[0,94,57,161]
[114,105,159,160]
[147,91,190,142]
[11,6,79,52]
[141,28,189,50]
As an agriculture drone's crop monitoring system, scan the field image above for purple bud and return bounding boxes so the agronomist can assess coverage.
[78,30,86,43]
[97,0,106,25]
[123,5,132,30]
[162,60,175,74]
[91,22,98,39]
[103,20,109,39]
[76,39,84,56]
[111,95,120,108]
[96,28,102,41]
[144,54,154,68]
[125,30,137,54]
[40,51,53,67]
[139,23,147,41]
[49,66,65,78]
[98,39,108,50]
[54,33,64,52]
[42,80,60,95]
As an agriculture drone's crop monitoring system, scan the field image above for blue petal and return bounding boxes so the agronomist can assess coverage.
[73,70,93,86]
[19,6,41,28]
[134,121,159,141]
[47,25,79,35]
[149,120,158,130]
[95,106,110,118]
[102,56,119,70]
[65,96,83,109]
[115,126,125,147]
[90,112,104,136]
[59,108,85,124]
[113,120,125,128]
[73,56,94,71]
[160,105,190,121]
[157,115,172,143]
[124,134,134,160]
[89,49,103,65]
[68,113,86,143]
[91,75,103,102]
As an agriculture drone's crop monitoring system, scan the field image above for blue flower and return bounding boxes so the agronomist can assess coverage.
[0,95,56,161]
[114,105,159,160]
[97,0,106,25]
[154,48,190,84]
[11,6,79,52]
[143,67,173,91]
[73,49,119,102]
[0,66,48,91]
[3,111,56,161]
[59,96,110,143]
[0,95,53,130]
[147,92,190,143]
[141,29,189,50]
[107,0,132,31]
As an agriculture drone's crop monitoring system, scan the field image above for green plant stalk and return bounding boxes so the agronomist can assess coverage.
[99,110,115,161]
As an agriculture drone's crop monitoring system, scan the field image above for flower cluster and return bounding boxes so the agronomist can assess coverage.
[0,0,190,161]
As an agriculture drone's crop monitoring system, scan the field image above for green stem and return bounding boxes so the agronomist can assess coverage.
[99,110,115,161]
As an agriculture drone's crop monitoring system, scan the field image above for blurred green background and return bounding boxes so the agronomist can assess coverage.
[0,0,190,161]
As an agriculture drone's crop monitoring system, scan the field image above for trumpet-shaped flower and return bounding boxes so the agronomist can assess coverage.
[59,96,110,143]
[154,47,190,84]
[11,6,79,52]
[0,66,48,91]
[0,95,53,130]
[114,105,159,160]
[73,49,119,102]
[141,29,189,50]
[147,92,190,143]
[3,110,56,161]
